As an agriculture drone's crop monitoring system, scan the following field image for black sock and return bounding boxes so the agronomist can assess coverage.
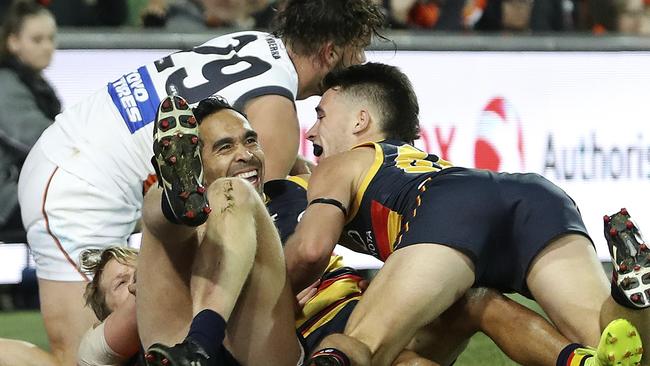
[556,343,586,366]
[186,309,226,359]
[309,348,350,366]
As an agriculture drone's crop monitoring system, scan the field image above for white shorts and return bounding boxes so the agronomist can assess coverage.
[18,133,141,282]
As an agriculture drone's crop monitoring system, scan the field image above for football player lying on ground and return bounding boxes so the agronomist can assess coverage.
[78,95,641,366]
[283,62,648,366]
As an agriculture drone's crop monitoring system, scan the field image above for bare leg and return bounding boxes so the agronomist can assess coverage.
[392,350,440,366]
[0,339,58,366]
[192,177,301,365]
[463,289,568,366]
[137,186,196,348]
[600,299,649,366]
[401,315,469,366]
[405,288,568,366]
[526,234,610,346]
[141,178,301,365]
[37,279,97,366]
[317,244,475,366]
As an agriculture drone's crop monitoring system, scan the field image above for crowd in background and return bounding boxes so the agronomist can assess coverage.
[0,0,649,34]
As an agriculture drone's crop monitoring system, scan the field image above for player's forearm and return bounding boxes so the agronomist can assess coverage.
[104,294,139,358]
[285,235,331,294]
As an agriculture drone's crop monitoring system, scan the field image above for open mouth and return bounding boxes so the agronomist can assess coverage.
[313,144,323,157]
[235,169,260,186]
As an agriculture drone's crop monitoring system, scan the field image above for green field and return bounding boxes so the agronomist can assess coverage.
[0,295,545,365]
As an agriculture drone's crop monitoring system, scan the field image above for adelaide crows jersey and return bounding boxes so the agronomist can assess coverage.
[263,177,366,349]
[264,176,308,244]
[345,140,453,261]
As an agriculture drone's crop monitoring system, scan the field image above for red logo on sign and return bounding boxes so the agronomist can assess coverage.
[474,97,525,171]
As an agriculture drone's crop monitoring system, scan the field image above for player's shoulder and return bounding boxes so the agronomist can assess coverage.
[312,148,374,186]
[264,177,308,201]
[201,30,282,57]
[202,30,269,44]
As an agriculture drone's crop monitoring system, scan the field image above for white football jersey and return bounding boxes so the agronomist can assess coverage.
[42,31,298,205]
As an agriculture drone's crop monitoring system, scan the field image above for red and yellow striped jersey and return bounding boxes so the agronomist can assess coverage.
[345,140,452,261]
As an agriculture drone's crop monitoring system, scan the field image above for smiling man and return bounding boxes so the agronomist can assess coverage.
[137,95,304,366]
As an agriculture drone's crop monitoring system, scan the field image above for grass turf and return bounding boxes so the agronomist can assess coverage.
[0,295,544,365]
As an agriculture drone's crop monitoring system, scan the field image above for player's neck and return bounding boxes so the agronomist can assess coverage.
[286,48,326,100]
[354,132,386,147]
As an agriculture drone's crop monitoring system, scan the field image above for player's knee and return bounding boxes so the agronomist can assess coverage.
[392,350,436,366]
[207,177,259,213]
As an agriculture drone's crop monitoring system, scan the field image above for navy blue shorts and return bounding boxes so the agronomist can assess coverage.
[395,167,592,296]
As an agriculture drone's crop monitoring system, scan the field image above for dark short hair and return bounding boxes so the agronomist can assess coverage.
[193,95,247,124]
[271,0,386,56]
[323,62,420,143]
[0,0,53,62]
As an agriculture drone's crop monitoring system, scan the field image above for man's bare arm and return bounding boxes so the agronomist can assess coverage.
[104,289,139,358]
[284,153,356,293]
[77,292,138,366]
[244,95,301,181]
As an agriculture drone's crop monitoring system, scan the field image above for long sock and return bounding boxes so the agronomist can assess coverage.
[186,309,226,359]
[556,343,592,366]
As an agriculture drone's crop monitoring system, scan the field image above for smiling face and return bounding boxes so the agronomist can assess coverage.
[199,109,265,194]
[98,258,135,314]
[7,11,56,72]
[307,87,361,158]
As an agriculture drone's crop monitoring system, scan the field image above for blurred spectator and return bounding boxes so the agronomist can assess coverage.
[388,0,466,30]
[0,0,59,241]
[615,0,650,34]
[576,0,618,33]
[46,0,128,27]
[473,0,576,32]
[141,0,273,29]
[380,0,576,31]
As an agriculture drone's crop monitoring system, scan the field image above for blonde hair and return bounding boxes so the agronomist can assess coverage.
[80,246,138,321]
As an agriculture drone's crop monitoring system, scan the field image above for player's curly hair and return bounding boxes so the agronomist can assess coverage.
[81,246,138,321]
[322,62,420,144]
[271,0,386,56]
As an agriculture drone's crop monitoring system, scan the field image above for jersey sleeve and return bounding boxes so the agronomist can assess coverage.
[77,323,129,366]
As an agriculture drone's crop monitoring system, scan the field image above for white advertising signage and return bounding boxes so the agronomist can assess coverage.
[296,51,650,261]
[41,49,650,264]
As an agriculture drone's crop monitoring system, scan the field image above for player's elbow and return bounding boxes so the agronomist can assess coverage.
[299,239,330,267]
